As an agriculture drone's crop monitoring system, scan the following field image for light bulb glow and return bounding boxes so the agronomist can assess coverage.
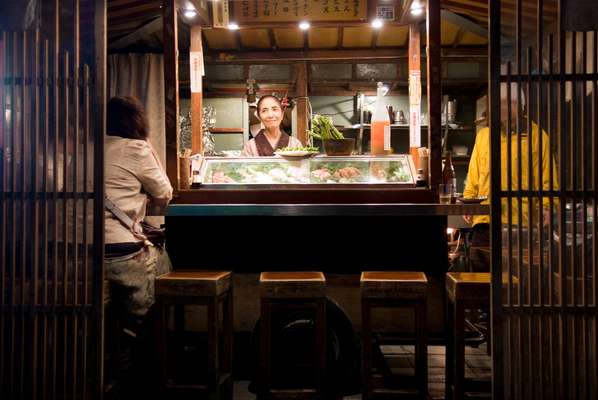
[410,1,424,16]
[299,21,310,30]
[228,22,240,30]
[183,9,197,18]
[371,19,383,29]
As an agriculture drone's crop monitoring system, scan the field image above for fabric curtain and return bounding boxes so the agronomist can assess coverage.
[109,54,167,226]
[109,53,166,166]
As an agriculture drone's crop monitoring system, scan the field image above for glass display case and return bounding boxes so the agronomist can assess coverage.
[196,155,415,185]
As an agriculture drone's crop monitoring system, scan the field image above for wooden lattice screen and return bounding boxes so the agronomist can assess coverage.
[0,1,106,398]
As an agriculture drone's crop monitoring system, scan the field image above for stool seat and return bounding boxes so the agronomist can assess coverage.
[156,271,231,296]
[446,272,490,302]
[360,271,428,299]
[260,271,326,298]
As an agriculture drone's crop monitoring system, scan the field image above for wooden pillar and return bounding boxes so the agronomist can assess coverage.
[163,0,179,191]
[295,61,308,145]
[408,23,421,168]
[426,0,442,193]
[190,25,203,155]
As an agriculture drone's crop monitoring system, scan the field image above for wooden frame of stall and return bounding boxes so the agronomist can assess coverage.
[162,0,444,204]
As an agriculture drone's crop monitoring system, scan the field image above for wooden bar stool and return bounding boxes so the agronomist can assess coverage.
[445,272,490,400]
[259,271,327,399]
[361,271,428,400]
[155,271,233,399]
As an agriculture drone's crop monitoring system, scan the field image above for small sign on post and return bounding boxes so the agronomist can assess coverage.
[213,0,230,28]
[190,51,204,93]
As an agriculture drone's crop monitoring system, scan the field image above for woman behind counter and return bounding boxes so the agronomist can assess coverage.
[241,95,303,156]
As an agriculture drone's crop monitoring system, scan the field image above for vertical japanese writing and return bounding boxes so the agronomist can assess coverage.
[242,0,249,17]
[293,0,299,17]
[263,0,270,16]
[343,0,349,13]
[253,0,259,17]
[353,0,359,16]
[322,0,329,14]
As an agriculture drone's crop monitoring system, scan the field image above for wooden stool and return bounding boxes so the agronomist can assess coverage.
[445,272,490,400]
[259,271,327,399]
[155,271,233,399]
[361,271,429,400]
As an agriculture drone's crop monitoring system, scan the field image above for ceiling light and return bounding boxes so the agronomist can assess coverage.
[299,21,310,30]
[371,19,383,29]
[183,9,197,18]
[228,22,239,30]
[410,1,424,16]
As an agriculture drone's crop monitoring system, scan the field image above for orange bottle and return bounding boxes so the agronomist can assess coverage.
[371,82,390,155]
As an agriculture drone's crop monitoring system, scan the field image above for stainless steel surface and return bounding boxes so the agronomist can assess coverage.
[167,203,489,217]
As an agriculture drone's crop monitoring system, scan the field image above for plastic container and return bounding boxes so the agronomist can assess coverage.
[371,82,391,155]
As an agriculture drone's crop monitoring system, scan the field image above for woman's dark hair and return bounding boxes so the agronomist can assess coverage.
[107,96,149,140]
[256,95,282,113]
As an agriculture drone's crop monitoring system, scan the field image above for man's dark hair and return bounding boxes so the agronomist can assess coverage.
[107,96,149,140]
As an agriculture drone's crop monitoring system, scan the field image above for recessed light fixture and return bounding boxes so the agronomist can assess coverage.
[371,19,383,29]
[183,9,197,18]
[228,22,240,30]
[410,1,424,16]
[299,21,310,30]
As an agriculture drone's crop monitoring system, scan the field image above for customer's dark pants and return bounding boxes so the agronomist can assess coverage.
[469,223,490,272]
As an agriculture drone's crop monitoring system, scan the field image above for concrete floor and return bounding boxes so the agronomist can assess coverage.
[233,344,492,400]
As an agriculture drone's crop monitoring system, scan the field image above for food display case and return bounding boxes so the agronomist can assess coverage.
[196,155,416,186]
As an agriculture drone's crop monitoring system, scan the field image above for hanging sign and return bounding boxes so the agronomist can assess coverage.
[213,0,230,28]
[409,70,421,147]
[190,51,204,93]
[233,0,367,23]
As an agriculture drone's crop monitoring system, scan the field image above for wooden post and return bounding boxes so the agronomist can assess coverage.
[295,61,308,145]
[426,0,442,193]
[408,23,421,169]
[190,25,203,155]
[163,0,179,191]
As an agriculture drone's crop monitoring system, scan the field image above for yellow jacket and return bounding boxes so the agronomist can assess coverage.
[463,123,558,226]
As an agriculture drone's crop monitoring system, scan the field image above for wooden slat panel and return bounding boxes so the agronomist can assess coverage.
[272,28,304,49]
[342,26,374,48]
[376,25,409,47]
[203,29,239,50]
[239,29,271,49]
[308,28,338,48]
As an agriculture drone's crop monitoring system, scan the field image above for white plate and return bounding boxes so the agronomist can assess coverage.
[274,150,319,158]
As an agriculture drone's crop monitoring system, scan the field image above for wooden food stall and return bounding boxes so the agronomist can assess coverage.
[156,0,489,374]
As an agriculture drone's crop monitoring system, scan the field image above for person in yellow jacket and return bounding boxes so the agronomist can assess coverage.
[463,87,558,270]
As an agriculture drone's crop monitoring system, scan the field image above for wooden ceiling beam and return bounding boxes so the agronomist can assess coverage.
[203,46,486,63]
[268,28,277,50]
[108,1,162,19]
[109,16,162,49]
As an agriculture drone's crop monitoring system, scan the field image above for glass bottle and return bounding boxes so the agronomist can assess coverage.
[442,151,457,203]
[371,82,390,155]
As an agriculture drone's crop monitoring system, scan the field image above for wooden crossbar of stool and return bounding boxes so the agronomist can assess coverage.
[155,271,233,399]
[361,271,428,400]
[445,272,490,400]
[259,272,327,399]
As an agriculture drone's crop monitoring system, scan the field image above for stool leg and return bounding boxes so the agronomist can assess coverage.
[260,300,272,396]
[207,296,219,390]
[223,289,234,400]
[361,299,372,400]
[454,301,465,400]
[315,298,327,398]
[156,300,168,390]
[415,300,428,400]
[446,299,454,400]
